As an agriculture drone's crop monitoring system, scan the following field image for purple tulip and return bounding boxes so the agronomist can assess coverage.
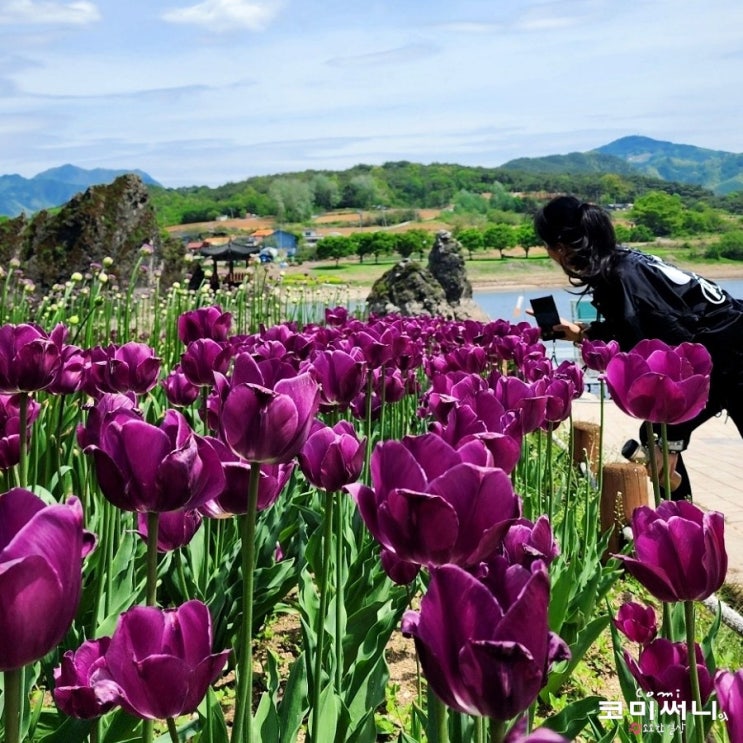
[347,434,521,568]
[47,324,86,395]
[490,375,548,435]
[53,638,121,719]
[616,500,726,602]
[220,365,320,464]
[87,408,226,512]
[76,392,141,450]
[0,393,40,470]
[502,516,560,568]
[532,376,575,427]
[181,339,232,387]
[604,339,711,424]
[307,348,367,413]
[613,601,657,646]
[199,437,295,515]
[714,669,743,743]
[0,489,95,671]
[625,638,713,705]
[102,600,229,720]
[136,509,203,552]
[401,563,569,720]
[162,366,200,407]
[0,322,61,393]
[580,338,620,373]
[177,305,232,344]
[85,342,161,396]
[380,547,420,585]
[298,420,365,492]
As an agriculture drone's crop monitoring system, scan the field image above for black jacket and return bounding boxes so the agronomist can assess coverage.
[585,248,743,407]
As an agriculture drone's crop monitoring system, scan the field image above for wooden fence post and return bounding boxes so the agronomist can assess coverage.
[600,462,650,556]
[572,420,601,474]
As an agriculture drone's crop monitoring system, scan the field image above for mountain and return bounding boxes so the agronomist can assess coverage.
[595,136,743,194]
[502,136,743,195]
[0,165,161,217]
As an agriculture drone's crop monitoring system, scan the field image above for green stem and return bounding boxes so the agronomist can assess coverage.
[490,718,505,743]
[145,511,159,607]
[475,716,486,743]
[17,391,28,490]
[166,717,180,743]
[334,491,344,690]
[660,422,672,500]
[3,668,22,743]
[684,601,705,743]
[310,491,335,743]
[598,380,605,494]
[142,511,159,743]
[231,461,261,743]
[429,692,449,743]
[644,421,661,507]
[363,375,374,485]
[546,423,554,521]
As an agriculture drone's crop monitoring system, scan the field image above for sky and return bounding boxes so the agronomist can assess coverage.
[2,0,743,188]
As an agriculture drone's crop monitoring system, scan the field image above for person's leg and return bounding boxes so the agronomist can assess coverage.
[639,404,721,501]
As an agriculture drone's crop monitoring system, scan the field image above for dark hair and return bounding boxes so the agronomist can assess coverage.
[534,195,617,285]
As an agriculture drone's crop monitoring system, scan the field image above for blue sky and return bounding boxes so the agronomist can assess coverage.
[2,0,742,188]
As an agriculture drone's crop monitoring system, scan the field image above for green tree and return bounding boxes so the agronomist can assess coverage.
[452,189,489,215]
[315,235,354,266]
[310,174,341,211]
[351,232,375,263]
[369,231,396,264]
[269,178,314,223]
[343,175,382,209]
[456,227,485,260]
[717,230,743,260]
[631,191,685,236]
[394,229,431,260]
[483,223,515,259]
[516,223,540,258]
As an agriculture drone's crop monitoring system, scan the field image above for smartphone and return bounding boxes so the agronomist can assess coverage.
[530,295,564,341]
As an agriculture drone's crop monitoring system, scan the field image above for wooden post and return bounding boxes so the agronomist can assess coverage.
[600,462,650,556]
[572,420,601,474]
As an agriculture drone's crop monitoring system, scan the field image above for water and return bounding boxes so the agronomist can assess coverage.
[474,278,743,323]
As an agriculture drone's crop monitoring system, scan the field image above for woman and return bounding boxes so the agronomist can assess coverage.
[534,194,743,500]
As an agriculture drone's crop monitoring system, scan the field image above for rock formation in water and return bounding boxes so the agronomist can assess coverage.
[365,230,487,320]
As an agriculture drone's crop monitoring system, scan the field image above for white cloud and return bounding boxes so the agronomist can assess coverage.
[0,0,100,25]
[161,0,283,32]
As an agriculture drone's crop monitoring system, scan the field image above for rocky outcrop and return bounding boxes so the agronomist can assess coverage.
[0,174,173,290]
[428,230,473,304]
[365,230,487,320]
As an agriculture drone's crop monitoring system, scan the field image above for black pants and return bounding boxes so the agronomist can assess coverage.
[639,399,743,501]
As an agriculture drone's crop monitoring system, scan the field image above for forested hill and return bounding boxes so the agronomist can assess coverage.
[147,159,714,227]
[503,135,743,195]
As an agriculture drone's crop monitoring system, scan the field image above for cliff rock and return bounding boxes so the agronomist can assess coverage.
[365,230,487,321]
[0,174,166,289]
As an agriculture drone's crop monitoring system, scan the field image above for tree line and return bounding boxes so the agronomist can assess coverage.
[149,161,731,228]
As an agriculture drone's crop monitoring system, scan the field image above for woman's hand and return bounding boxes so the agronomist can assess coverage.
[526,309,585,342]
[554,318,584,343]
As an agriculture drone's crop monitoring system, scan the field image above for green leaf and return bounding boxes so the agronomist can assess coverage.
[543,613,609,695]
[279,653,309,743]
[541,695,606,738]
[307,685,341,743]
[195,687,229,743]
[253,691,281,742]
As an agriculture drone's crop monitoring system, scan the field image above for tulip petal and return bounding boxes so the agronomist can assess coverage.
[459,638,542,719]
[0,556,65,670]
[382,489,459,565]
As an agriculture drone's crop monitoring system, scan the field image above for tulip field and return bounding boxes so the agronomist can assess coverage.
[1,256,743,743]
